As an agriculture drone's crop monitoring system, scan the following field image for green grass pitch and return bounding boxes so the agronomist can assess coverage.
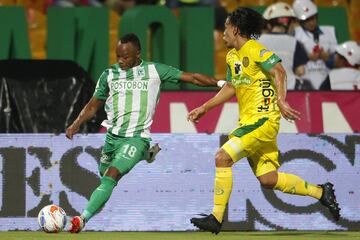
[1,231,360,240]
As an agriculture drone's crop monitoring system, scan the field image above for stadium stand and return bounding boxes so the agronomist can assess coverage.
[0,0,358,88]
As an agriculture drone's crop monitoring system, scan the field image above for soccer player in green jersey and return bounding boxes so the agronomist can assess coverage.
[65,33,220,233]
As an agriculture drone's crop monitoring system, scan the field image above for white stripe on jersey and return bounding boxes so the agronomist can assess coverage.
[125,66,143,137]
[110,69,127,135]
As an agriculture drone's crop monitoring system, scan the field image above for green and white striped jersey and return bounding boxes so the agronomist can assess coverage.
[94,60,182,138]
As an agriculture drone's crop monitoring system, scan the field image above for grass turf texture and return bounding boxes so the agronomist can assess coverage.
[0,231,359,240]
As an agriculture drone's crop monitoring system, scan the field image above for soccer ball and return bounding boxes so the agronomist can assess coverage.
[38,205,67,233]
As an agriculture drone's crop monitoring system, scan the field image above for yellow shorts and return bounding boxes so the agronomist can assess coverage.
[222,118,280,177]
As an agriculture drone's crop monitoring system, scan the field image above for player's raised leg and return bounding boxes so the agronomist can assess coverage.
[260,171,340,221]
[69,168,119,233]
[69,138,149,233]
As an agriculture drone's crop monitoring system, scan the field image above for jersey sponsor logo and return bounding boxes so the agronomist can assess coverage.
[260,49,270,57]
[232,61,250,87]
[258,79,275,112]
[111,80,149,91]
[234,61,242,75]
[232,74,251,87]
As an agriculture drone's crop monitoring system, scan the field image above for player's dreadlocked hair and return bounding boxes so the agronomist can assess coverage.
[228,7,265,40]
[120,33,141,51]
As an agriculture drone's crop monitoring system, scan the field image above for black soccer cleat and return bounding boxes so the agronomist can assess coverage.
[190,214,222,235]
[319,182,341,221]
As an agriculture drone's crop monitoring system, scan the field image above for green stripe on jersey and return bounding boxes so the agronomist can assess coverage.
[118,69,134,136]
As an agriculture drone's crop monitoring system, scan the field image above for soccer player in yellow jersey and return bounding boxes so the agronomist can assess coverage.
[188,7,340,234]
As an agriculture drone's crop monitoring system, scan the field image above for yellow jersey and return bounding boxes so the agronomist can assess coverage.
[226,39,281,126]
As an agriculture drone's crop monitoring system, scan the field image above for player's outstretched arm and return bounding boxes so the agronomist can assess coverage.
[179,72,222,87]
[269,63,300,121]
[66,97,104,140]
[188,83,235,123]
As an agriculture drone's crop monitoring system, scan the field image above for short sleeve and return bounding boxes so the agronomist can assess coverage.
[154,63,183,84]
[93,70,109,100]
[225,50,237,81]
[252,47,281,72]
[226,64,232,81]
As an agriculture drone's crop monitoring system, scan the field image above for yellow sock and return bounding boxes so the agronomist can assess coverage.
[211,167,233,223]
[274,172,323,199]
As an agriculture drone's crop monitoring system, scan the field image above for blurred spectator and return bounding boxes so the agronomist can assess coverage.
[52,0,102,7]
[321,41,360,90]
[106,0,135,15]
[259,2,309,90]
[293,0,338,90]
[216,0,239,12]
[106,0,161,15]
[165,0,200,8]
[136,0,159,4]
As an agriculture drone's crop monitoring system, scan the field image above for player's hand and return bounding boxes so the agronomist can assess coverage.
[187,106,207,123]
[309,51,321,61]
[319,48,330,61]
[66,123,80,140]
[277,100,301,122]
[217,80,226,88]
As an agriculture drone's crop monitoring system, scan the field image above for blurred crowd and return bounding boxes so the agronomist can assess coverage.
[265,0,360,90]
[215,0,360,90]
[0,0,359,90]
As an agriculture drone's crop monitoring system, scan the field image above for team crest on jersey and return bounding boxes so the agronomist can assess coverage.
[242,57,249,67]
[136,67,145,78]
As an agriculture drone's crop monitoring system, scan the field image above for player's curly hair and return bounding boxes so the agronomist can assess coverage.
[120,33,141,50]
[228,7,265,40]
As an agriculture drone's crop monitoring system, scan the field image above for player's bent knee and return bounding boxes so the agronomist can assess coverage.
[215,149,233,167]
[260,183,274,189]
[258,179,276,189]
[104,166,122,182]
[257,171,278,189]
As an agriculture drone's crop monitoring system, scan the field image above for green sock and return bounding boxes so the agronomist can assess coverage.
[81,176,117,221]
